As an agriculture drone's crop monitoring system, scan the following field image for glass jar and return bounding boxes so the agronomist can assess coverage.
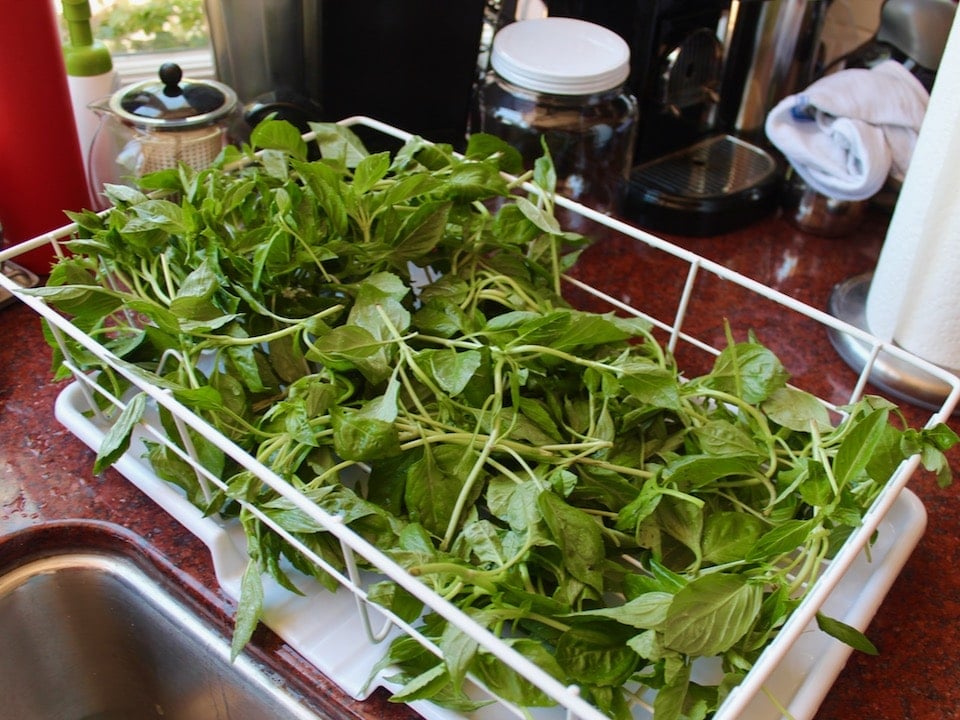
[476,17,638,215]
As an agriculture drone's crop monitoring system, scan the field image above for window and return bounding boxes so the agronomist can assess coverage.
[54,0,214,83]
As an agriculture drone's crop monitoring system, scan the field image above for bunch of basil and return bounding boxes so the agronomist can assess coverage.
[37,120,956,720]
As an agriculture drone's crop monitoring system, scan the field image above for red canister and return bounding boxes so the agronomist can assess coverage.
[0,1,91,275]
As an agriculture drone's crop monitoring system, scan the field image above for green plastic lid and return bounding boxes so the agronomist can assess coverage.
[61,0,114,77]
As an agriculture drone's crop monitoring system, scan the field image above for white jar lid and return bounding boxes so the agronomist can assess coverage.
[491,17,631,95]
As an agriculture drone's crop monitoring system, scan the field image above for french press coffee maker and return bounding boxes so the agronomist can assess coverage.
[87,62,240,209]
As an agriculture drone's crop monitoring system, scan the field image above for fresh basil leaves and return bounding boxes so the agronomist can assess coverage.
[39,120,957,720]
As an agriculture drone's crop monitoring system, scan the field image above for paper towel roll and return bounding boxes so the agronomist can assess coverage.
[864,11,960,373]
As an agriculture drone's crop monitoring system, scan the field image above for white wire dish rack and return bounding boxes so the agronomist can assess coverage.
[2,116,958,720]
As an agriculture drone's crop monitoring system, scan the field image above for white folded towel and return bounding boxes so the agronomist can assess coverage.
[765,60,929,201]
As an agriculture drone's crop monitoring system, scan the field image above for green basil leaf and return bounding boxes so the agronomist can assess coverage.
[538,490,605,594]
[652,655,691,720]
[615,480,665,532]
[574,591,673,629]
[309,122,369,167]
[445,162,510,201]
[169,257,220,319]
[487,476,542,532]
[473,639,561,707]
[707,341,789,403]
[251,117,309,159]
[122,298,182,336]
[516,195,561,235]
[620,365,682,411]
[655,494,704,568]
[701,511,766,564]
[388,662,448,703]
[747,518,817,562]
[366,581,424,625]
[464,132,524,175]
[418,348,482,397]
[230,559,265,661]
[460,519,508,567]
[172,385,224,412]
[834,408,888,487]
[662,454,758,489]
[762,385,833,432]
[352,151,391,194]
[127,198,184,232]
[796,460,834,507]
[94,391,147,474]
[691,420,759,456]
[816,612,878,655]
[554,625,638,687]
[308,325,381,371]
[533,147,557,197]
[662,574,762,656]
[404,445,480,537]
[439,622,478,694]
[331,408,401,462]
[395,201,451,259]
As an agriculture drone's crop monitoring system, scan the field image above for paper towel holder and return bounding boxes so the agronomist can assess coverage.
[828,271,957,412]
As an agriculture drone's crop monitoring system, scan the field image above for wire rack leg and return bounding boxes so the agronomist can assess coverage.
[333,516,396,644]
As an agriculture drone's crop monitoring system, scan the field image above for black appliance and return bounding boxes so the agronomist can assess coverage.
[205,0,486,150]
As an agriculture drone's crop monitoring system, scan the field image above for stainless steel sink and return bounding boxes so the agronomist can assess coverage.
[0,522,328,720]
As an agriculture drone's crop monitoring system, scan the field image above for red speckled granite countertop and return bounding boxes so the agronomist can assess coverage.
[1,205,958,719]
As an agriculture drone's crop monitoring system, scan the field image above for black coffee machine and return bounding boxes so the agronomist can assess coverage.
[540,0,832,235]
[205,0,486,150]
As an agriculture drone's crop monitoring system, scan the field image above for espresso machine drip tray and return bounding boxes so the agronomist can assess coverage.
[625,134,782,236]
